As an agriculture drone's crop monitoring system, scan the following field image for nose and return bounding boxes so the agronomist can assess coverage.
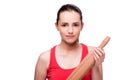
[68,26,73,34]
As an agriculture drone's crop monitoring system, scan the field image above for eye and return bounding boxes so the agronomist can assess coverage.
[61,23,67,27]
[73,23,79,27]
[61,24,66,27]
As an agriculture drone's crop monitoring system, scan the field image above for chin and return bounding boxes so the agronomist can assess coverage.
[66,40,78,45]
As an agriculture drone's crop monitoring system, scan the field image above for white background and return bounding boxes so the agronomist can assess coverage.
[0,0,120,80]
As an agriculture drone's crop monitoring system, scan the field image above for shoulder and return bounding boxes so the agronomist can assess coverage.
[87,45,95,52]
[34,50,51,80]
[40,50,50,60]
[81,43,95,52]
[36,45,56,68]
[36,50,50,71]
[36,49,51,69]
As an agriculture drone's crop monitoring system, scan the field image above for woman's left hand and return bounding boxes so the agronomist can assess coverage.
[93,47,105,67]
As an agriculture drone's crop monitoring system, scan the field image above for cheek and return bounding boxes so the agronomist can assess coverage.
[59,28,67,34]
[59,29,66,36]
[75,28,81,34]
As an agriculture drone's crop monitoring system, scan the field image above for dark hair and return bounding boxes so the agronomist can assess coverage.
[56,4,83,24]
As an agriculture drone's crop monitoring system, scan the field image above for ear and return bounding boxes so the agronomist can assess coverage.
[81,22,84,31]
[55,23,59,31]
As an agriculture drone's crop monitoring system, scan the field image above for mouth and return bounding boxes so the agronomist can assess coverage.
[66,35,75,38]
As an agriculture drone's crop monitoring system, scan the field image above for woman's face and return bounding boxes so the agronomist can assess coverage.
[56,10,83,44]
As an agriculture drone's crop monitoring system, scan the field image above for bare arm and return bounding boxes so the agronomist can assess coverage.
[92,64,103,80]
[91,48,105,80]
[34,51,50,80]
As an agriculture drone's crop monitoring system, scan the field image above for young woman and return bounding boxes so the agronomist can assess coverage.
[34,4,105,80]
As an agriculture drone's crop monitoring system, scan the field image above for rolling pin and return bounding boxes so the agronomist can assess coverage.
[67,36,111,80]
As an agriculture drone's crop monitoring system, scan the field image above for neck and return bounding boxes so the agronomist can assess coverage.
[58,40,80,51]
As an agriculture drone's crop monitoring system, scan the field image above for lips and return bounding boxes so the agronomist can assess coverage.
[66,35,75,38]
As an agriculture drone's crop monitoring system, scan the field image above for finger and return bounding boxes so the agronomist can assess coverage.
[94,48,102,57]
[93,50,101,62]
[96,48,105,62]
[94,48,105,63]
[96,48,105,55]
[93,53,101,66]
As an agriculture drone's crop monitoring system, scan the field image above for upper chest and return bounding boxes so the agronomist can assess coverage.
[55,46,83,69]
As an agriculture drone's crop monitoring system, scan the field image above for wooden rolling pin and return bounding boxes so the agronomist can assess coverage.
[67,36,111,80]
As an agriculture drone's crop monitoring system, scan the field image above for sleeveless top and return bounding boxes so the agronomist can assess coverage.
[47,44,91,80]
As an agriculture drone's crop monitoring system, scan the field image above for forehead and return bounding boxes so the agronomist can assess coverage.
[59,11,81,22]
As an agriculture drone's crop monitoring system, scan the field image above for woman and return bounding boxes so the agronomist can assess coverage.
[34,4,105,80]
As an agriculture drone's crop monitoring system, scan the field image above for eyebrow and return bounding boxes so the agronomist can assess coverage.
[61,21,80,24]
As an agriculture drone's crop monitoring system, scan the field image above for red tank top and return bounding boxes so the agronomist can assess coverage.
[47,44,91,80]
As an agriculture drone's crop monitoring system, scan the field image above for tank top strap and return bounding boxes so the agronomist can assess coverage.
[49,46,57,69]
[81,43,88,61]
